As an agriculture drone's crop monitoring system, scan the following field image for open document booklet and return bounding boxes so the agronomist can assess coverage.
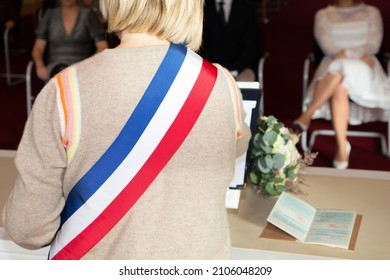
[262,192,361,250]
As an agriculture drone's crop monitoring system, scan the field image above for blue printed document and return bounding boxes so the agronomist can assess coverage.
[267,192,357,249]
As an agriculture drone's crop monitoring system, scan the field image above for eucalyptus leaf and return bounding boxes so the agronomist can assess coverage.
[257,158,271,173]
[272,154,285,169]
[249,172,260,185]
[267,115,277,125]
[275,184,288,194]
[249,115,307,197]
[252,133,262,149]
[251,147,263,157]
[263,130,278,146]
[282,134,290,143]
[273,122,283,132]
[273,177,285,184]
[264,182,279,196]
[287,168,297,179]
[264,154,273,168]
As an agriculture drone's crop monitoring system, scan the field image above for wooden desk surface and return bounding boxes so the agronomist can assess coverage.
[1,151,390,259]
[228,168,390,260]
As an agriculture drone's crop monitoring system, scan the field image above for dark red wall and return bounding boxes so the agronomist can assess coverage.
[261,0,390,122]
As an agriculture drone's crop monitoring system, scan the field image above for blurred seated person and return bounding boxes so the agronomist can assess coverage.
[32,0,108,81]
[293,0,390,169]
[199,0,263,81]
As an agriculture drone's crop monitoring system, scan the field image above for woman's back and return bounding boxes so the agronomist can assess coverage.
[4,44,251,259]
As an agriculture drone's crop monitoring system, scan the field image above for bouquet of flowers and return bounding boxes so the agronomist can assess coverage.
[248,115,317,196]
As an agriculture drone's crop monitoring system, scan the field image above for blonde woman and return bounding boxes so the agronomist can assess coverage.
[2,0,251,259]
[293,0,390,169]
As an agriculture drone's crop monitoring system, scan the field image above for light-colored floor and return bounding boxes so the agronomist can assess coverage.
[0,150,17,227]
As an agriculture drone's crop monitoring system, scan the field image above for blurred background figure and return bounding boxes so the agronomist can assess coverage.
[199,0,263,81]
[81,0,106,26]
[293,0,390,169]
[32,0,108,81]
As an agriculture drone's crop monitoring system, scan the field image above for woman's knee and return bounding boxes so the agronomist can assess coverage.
[332,84,348,101]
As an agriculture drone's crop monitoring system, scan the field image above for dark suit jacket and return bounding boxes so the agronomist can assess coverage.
[199,0,263,77]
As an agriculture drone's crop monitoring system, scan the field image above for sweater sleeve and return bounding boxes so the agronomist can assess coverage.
[235,88,252,158]
[314,8,342,56]
[1,79,67,250]
[216,64,251,157]
[315,6,383,59]
[344,6,383,58]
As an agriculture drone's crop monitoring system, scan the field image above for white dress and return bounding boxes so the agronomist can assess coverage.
[305,3,390,125]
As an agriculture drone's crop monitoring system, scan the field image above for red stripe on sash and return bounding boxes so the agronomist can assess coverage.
[51,60,217,259]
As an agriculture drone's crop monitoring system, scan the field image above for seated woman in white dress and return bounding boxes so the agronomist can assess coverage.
[293,0,390,169]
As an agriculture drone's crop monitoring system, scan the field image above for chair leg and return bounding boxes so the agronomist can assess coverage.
[25,61,34,115]
[308,128,389,157]
[387,113,390,158]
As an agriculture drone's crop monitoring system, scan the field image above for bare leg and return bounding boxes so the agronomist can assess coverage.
[331,84,350,162]
[295,72,344,128]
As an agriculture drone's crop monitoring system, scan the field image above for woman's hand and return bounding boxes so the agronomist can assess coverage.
[335,50,347,59]
[5,20,15,30]
[360,55,375,68]
[32,39,49,80]
[36,64,49,81]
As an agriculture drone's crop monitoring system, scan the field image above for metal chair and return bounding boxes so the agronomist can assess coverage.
[0,27,26,86]
[236,52,269,116]
[25,60,35,115]
[300,49,390,158]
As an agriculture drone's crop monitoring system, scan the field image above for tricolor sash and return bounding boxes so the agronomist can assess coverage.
[49,44,218,259]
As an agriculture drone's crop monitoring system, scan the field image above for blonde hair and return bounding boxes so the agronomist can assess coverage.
[100,0,204,51]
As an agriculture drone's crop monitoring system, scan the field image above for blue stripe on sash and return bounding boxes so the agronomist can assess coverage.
[61,44,187,224]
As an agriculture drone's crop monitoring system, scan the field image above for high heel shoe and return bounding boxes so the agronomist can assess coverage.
[333,141,351,169]
[292,119,309,133]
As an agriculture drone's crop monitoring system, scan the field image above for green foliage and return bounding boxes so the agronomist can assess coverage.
[249,116,302,196]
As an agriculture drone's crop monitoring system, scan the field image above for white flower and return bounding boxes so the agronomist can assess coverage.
[272,135,285,154]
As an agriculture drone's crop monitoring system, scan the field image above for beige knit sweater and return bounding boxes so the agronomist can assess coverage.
[1,44,251,259]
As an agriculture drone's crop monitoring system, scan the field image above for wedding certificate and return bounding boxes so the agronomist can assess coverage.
[267,192,357,249]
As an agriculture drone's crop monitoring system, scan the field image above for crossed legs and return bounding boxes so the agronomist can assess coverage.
[294,72,350,164]
[331,84,350,163]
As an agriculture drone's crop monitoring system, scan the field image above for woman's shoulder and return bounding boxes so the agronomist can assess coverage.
[38,6,60,22]
[315,5,333,18]
[47,7,61,16]
[364,4,381,15]
[78,7,95,19]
